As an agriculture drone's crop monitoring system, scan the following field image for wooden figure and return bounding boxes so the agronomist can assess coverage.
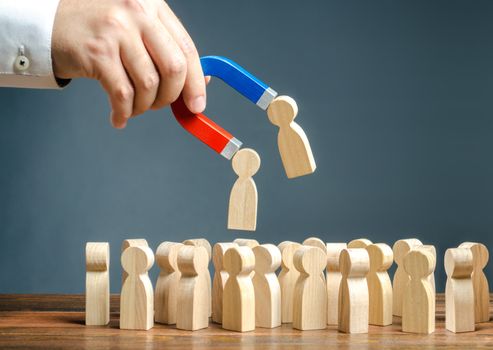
[392,238,423,317]
[154,242,183,325]
[222,246,256,332]
[266,95,316,179]
[234,238,260,249]
[348,238,373,249]
[176,246,210,331]
[444,247,474,333]
[303,237,327,253]
[183,238,212,317]
[292,246,327,330]
[338,248,370,334]
[326,243,347,325]
[366,243,393,326]
[459,242,490,323]
[252,244,282,328]
[421,245,436,299]
[85,242,110,326]
[121,239,148,284]
[228,148,260,231]
[402,248,435,334]
[212,242,238,324]
[120,245,154,330]
[278,241,302,323]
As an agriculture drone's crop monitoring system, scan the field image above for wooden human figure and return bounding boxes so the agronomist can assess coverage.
[85,242,110,326]
[228,148,260,231]
[402,248,435,334]
[366,243,393,326]
[278,241,301,323]
[392,238,423,317]
[303,237,327,282]
[292,246,327,330]
[347,238,373,249]
[444,247,474,333]
[176,246,209,331]
[252,244,282,328]
[421,245,436,299]
[338,248,370,334]
[154,242,183,325]
[121,239,148,284]
[326,243,347,325]
[459,242,490,323]
[183,238,212,317]
[222,246,256,332]
[212,242,238,324]
[120,245,154,330]
[266,95,316,179]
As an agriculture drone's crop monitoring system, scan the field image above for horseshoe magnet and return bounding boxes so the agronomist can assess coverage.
[171,56,277,160]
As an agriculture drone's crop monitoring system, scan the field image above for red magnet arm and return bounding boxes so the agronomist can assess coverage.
[171,95,242,160]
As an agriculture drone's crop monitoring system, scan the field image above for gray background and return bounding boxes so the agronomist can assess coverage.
[0,0,492,293]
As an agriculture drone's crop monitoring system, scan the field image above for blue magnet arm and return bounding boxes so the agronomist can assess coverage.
[201,56,277,110]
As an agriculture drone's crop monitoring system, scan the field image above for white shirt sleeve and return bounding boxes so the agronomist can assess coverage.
[0,0,67,89]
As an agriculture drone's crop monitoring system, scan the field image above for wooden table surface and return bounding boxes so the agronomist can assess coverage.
[0,294,492,349]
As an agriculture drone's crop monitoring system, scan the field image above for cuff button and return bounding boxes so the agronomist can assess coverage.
[14,55,30,72]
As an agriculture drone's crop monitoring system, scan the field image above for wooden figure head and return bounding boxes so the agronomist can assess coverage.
[445,248,473,279]
[177,246,209,277]
[326,243,347,272]
[183,239,212,261]
[393,239,423,265]
[253,244,281,274]
[293,246,326,276]
[232,149,261,178]
[224,246,255,276]
[121,246,154,276]
[348,238,373,249]
[234,238,260,249]
[278,241,302,271]
[303,237,327,253]
[366,243,393,273]
[403,249,434,280]
[213,243,238,271]
[86,242,109,272]
[339,248,370,278]
[459,242,489,270]
[267,96,298,126]
[156,242,183,273]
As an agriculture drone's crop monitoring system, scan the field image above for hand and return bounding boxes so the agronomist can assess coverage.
[51,0,206,129]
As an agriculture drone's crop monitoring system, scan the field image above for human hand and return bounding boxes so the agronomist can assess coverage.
[51,0,206,129]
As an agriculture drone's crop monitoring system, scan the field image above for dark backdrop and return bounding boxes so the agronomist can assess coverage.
[0,0,492,293]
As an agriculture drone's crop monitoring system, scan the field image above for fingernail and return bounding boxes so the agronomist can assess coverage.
[190,95,206,113]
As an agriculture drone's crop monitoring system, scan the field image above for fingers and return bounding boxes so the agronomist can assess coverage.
[120,37,160,117]
[157,3,206,113]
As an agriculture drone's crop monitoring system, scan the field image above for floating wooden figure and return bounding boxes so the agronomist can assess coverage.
[278,241,302,323]
[338,248,370,334]
[402,248,435,334]
[459,242,490,323]
[176,246,210,331]
[85,242,110,326]
[184,238,212,317]
[267,96,316,178]
[120,245,154,330]
[444,247,474,333]
[121,239,148,284]
[366,243,393,326]
[212,242,238,324]
[392,238,423,317]
[348,238,373,249]
[222,246,256,332]
[252,244,282,328]
[155,242,183,325]
[326,243,347,325]
[228,149,260,231]
[293,246,327,330]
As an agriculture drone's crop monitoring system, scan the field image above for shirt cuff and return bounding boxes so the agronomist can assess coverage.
[0,0,65,89]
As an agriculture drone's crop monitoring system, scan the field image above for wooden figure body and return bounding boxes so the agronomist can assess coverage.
[338,248,370,334]
[267,96,316,178]
[444,248,474,333]
[120,246,154,330]
[402,248,435,334]
[292,246,327,330]
[85,242,110,326]
[459,242,490,323]
[326,243,347,325]
[421,245,436,298]
[184,238,212,317]
[176,246,209,331]
[228,148,260,231]
[348,238,373,249]
[212,242,238,324]
[154,242,183,325]
[392,238,423,316]
[366,243,393,326]
[222,246,256,332]
[252,244,282,328]
[121,239,148,284]
[278,241,301,323]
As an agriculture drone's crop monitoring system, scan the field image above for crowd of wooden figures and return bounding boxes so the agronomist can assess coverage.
[85,237,490,334]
